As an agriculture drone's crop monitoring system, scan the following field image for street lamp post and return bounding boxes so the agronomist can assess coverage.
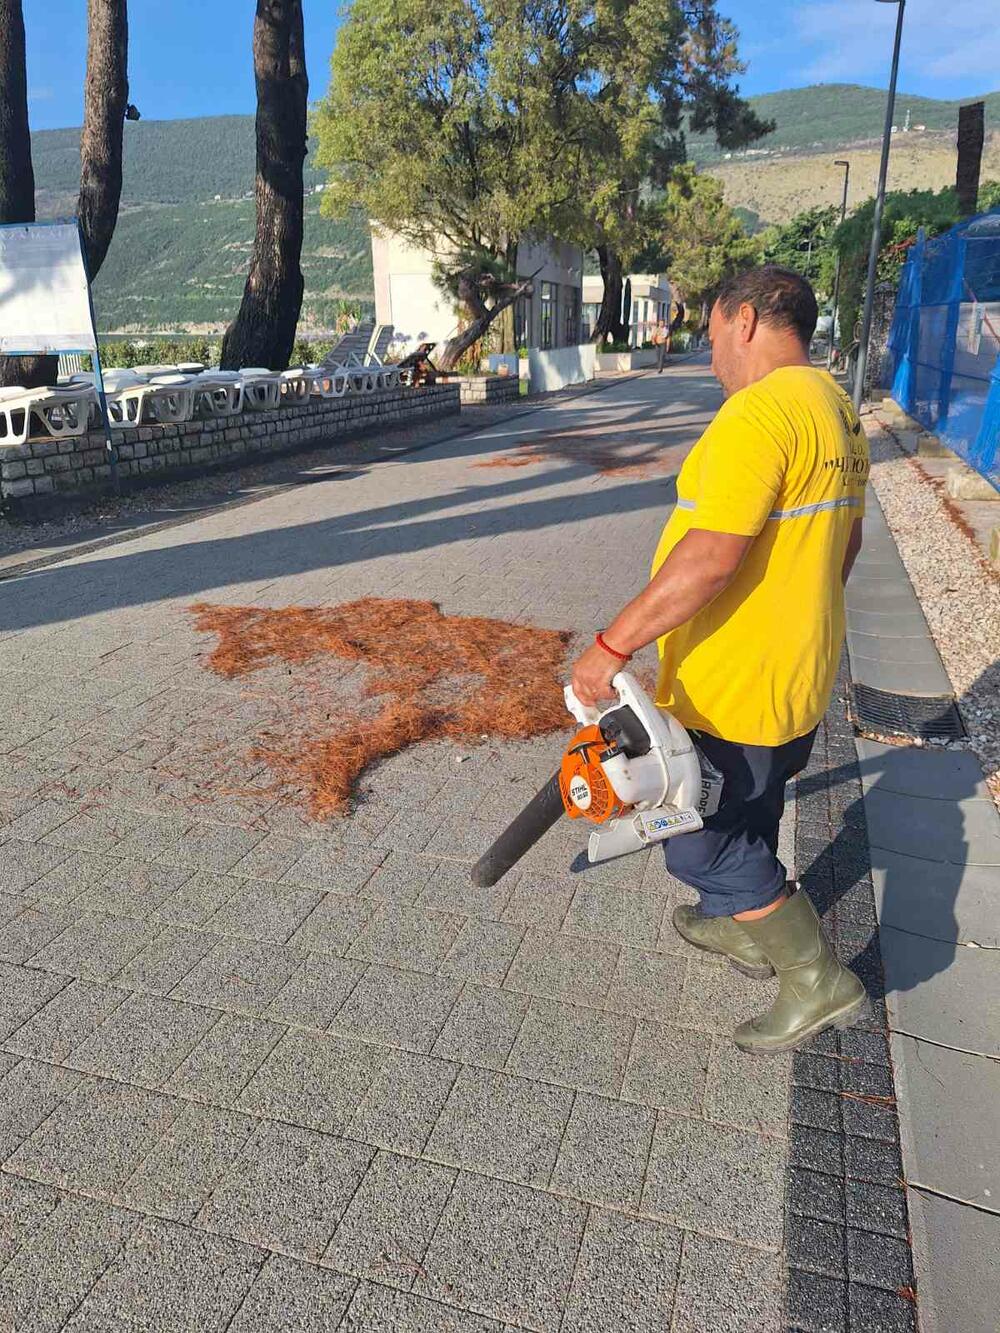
[852,0,906,410]
[827,159,850,370]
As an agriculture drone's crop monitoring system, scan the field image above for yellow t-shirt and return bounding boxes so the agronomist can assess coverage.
[652,365,869,746]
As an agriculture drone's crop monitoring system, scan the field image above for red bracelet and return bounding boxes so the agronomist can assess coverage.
[595,631,631,662]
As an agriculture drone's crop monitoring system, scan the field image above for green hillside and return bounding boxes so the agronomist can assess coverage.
[688,83,1000,161]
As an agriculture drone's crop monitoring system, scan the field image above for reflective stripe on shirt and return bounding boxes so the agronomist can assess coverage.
[674,496,862,520]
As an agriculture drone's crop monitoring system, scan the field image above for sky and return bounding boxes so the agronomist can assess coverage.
[23,0,999,133]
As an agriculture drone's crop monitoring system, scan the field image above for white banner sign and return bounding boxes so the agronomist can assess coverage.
[0,220,97,355]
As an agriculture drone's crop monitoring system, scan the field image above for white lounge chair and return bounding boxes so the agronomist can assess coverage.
[63,369,197,428]
[189,370,244,418]
[279,367,323,403]
[0,384,95,446]
[306,363,349,399]
[238,368,282,411]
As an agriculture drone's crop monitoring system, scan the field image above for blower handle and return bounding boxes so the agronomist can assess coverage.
[564,670,636,728]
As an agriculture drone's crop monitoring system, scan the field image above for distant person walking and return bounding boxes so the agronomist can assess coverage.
[653,320,669,372]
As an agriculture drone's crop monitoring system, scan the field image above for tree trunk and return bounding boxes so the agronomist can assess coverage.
[437,273,534,372]
[621,275,632,346]
[0,0,57,388]
[591,246,624,344]
[78,0,129,280]
[221,0,308,371]
[956,101,984,219]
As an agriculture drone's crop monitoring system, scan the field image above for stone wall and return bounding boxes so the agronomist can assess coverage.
[458,375,520,406]
[0,383,460,511]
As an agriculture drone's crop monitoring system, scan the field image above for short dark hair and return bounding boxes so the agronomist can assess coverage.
[715,265,818,344]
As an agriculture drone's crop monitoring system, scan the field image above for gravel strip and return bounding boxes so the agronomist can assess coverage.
[865,412,1000,808]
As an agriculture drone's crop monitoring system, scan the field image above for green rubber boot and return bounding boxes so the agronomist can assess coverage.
[733,890,868,1054]
[672,905,774,980]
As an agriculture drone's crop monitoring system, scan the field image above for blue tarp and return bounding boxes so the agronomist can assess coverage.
[887,210,1000,489]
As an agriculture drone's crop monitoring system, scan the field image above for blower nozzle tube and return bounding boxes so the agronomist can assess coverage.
[470,772,564,887]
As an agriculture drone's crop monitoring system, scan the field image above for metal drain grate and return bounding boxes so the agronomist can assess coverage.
[850,683,966,741]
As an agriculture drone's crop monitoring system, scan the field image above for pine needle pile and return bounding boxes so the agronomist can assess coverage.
[191,598,571,818]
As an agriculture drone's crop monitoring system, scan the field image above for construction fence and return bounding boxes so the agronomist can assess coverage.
[887,210,1000,489]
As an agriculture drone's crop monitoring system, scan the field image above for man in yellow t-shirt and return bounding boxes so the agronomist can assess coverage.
[570,266,869,1054]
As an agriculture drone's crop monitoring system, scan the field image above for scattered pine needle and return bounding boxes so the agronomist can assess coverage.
[191,597,571,818]
[473,452,546,469]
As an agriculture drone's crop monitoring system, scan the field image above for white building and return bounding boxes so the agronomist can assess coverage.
[581,273,674,347]
[371,230,584,353]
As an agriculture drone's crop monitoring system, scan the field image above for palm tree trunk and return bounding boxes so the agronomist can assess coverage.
[221,0,308,371]
[78,0,129,280]
[0,0,57,388]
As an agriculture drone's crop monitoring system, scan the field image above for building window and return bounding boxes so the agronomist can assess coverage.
[563,288,580,346]
[581,302,599,340]
[515,288,532,349]
[539,281,556,349]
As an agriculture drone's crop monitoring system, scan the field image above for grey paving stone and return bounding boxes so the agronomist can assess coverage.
[165,1012,285,1104]
[229,832,315,883]
[549,1091,655,1209]
[856,738,991,801]
[678,954,779,1034]
[287,892,377,955]
[201,878,324,944]
[159,822,265,873]
[703,1037,791,1137]
[28,851,120,910]
[560,1207,681,1333]
[112,924,218,995]
[72,860,194,918]
[265,953,366,1029]
[0,1193,140,1333]
[505,928,619,1006]
[229,1254,357,1331]
[847,1284,917,1333]
[424,1066,573,1188]
[65,1215,264,1332]
[881,927,1000,1057]
[347,901,465,972]
[325,1149,455,1288]
[431,982,529,1069]
[437,917,524,987]
[603,946,687,1025]
[891,1032,1000,1206]
[0,1058,85,1160]
[331,963,462,1053]
[505,996,634,1096]
[865,788,1000,866]
[620,1021,711,1113]
[169,938,302,1016]
[0,1173,61,1267]
[342,1281,503,1331]
[788,1214,846,1279]
[70,992,219,1086]
[414,1171,588,1332]
[239,1028,387,1133]
[0,963,70,1042]
[122,1104,258,1221]
[281,840,385,893]
[785,1269,847,1333]
[43,807,142,857]
[6,1076,184,1196]
[153,869,246,928]
[905,1188,998,1333]
[28,911,162,983]
[5,799,76,843]
[792,1085,842,1135]
[0,839,71,894]
[359,850,438,906]
[0,903,75,965]
[561,881,665,948]
[872,851,1000,948]
[197,1122,372,1262]
[346,1050,460,1155]
[846,1225,913,1291]
[847,651,953,697]
[845,1179,908,1239]
[671,1229,783,1333]
[500,873,575,931]
[4,978,128,1063]
[415,860,515,919]
[844,1135,903,1186]
[789,1166,845,1227]
[642,1112,785,1249]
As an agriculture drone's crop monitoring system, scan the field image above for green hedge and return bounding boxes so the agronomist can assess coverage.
[96,336,339,371]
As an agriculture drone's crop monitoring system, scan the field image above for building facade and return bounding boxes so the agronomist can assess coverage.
[371,230,584,353]
[581,273,674,346]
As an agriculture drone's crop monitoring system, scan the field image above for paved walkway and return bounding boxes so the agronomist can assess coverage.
[0,361,917,1330]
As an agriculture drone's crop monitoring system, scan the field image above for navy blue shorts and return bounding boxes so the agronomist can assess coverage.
[663,727,817,917]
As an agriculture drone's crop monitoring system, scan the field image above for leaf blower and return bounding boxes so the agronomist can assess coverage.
[470,671,721,887]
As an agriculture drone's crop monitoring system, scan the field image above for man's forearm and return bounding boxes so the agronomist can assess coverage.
[601,529,751,656]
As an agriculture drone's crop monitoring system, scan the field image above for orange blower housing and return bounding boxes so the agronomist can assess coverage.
[557,725,629,824]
